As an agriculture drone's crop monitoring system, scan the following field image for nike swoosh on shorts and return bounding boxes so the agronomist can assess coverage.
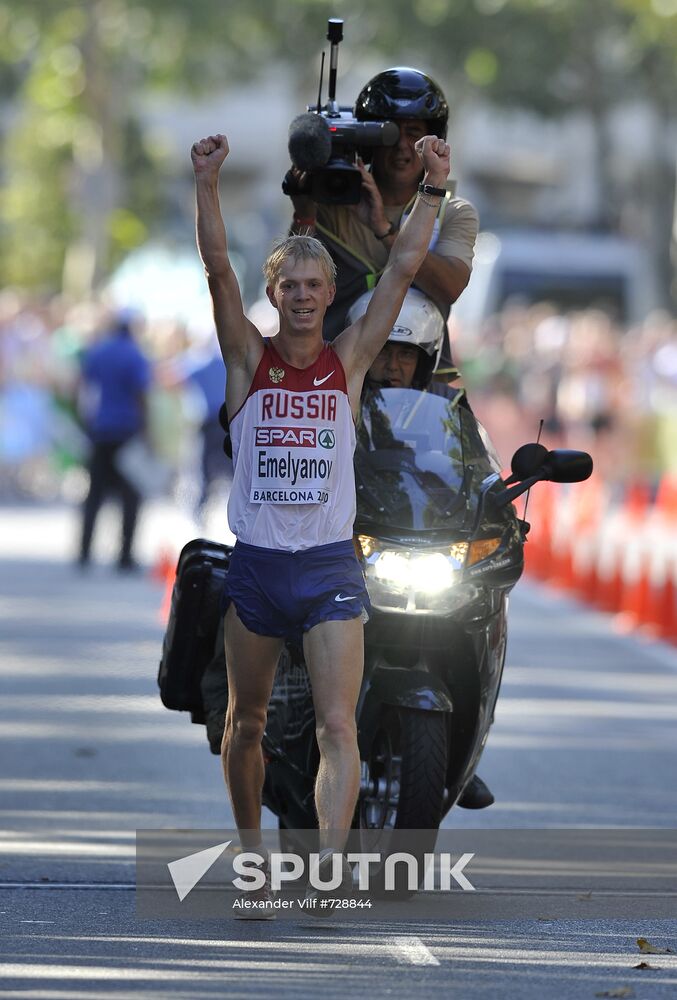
[335,593,357,602]
[313,371,335,386]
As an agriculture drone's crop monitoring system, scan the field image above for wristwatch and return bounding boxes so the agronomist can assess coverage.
[374,222,397,240]
[418,182,447,198]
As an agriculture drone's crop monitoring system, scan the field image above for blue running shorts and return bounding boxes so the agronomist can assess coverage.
[221,538,371,641]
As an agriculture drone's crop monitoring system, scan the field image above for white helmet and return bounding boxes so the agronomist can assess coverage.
[347,288,445,386]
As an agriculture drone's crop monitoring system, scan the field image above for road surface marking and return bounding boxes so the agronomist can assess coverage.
[390,936,440,965]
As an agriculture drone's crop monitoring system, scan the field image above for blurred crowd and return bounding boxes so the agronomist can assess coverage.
[0,287,229,518]
[453,302,677,496]
[1,285,676,513]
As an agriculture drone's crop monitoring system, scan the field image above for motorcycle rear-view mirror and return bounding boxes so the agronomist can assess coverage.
[543,449,593,484]
[504,443,549,485]
[491,447,593,506]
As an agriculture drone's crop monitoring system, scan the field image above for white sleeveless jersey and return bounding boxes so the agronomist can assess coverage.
[227,341,356,551]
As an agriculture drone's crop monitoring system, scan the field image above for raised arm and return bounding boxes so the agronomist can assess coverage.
[192,134,263,409]
[363,179,475,312]
[334,136,450,391]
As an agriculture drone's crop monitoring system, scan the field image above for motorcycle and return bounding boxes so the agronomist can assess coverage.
[159,384,592,889]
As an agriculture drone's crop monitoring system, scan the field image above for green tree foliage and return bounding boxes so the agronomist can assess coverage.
[0,0,675,299]
[0,0,235,293]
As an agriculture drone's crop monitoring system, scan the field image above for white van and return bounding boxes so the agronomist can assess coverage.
[453,228,653,331]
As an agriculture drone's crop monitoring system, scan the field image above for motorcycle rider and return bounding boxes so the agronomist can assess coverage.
[350,286,495,809]
[353,287,448,392]
[286,66,479,365]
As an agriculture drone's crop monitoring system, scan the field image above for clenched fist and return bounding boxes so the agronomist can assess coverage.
[414,135,450,187]
[191,134,229,177]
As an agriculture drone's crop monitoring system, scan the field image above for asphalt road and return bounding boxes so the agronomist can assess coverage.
[1,499,676,999]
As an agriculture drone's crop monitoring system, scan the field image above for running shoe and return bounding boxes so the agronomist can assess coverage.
[232,860,277,921]
[303,851,354,917]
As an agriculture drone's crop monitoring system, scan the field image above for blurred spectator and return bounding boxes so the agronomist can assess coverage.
[77,309,152,571]
[0,291,53,496]
[158,331,230,524]
[452,302,668,490]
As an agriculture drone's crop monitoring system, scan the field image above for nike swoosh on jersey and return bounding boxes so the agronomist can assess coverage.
[334,593,357,602]
[313,371,335,386]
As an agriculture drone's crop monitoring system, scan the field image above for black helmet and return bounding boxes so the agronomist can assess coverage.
[355,67,448,139]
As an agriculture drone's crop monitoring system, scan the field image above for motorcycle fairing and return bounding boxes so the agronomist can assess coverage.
[355,388,510,534]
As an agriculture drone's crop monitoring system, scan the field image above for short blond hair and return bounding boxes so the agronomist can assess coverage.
[263,235,337,287]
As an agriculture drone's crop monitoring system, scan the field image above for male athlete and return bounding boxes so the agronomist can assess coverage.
[192,131,450,914]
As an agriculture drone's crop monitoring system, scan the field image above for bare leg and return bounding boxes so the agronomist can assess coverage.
[220,604,283,849]
[303,616,364,852]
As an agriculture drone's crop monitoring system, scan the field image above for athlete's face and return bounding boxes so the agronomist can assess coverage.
[369,341,421,388]
[267,258,335,332]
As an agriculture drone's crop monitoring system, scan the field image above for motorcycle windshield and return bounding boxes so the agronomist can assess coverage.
[355,387,502,532]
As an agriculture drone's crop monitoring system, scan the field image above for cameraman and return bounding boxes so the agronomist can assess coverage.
[285,72,489,811]
[286,67,478,350]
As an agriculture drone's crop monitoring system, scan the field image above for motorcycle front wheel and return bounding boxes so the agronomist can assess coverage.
[358,707,447,897]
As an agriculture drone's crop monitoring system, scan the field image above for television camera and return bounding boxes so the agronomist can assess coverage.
[282,18,399,205]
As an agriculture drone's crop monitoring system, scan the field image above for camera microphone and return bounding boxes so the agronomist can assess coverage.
[288,113,332,172]
[285,20,400,205]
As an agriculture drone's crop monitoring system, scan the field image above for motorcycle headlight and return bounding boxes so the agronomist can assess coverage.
[357,536,478,614]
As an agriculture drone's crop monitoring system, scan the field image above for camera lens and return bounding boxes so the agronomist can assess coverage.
[312,162,364,205]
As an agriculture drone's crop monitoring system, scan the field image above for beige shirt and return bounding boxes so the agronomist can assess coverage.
[317,192,479,274]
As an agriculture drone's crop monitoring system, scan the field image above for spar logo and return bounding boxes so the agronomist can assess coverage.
[255,426,316,448]
[318,429,336,449]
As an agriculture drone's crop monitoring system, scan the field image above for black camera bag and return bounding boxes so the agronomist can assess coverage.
[157,538,231,717]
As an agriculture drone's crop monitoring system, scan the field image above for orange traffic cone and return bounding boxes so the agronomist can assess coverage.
[593,481,651,616]
[593,553,624,613]
[634,546,668,637]
[548,484,580,591]
[657,572,677,644]
[623,479,652,524]
[159,559,177,625]
[574,539,599,603]
[550,533,576,590]
[655,473,677,525]
[151,545,176,585]
[523,482,556,580]
[570,477,606,600]
[615,538,651,632]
